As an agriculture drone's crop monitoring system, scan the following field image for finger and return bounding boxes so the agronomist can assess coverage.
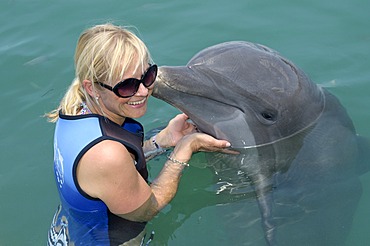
[213,139,231,148]
[177,113,189,121]
[170,113,187,125]
[220,148,240,155]
[198,140,232,152]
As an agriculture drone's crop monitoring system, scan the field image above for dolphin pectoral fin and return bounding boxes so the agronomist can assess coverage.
[252,174,277,246]
[256,189,276,246]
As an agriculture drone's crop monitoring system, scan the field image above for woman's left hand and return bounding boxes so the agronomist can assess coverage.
[156,113,197,148]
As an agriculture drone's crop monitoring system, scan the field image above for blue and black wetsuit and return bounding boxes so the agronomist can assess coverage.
[48,113,148,245]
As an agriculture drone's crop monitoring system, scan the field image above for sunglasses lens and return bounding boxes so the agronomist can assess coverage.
[116,79,137,98]
[113,65,157,98]
[142,65,157,87]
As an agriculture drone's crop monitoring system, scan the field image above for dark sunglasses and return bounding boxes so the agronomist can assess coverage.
[97,64,157,98]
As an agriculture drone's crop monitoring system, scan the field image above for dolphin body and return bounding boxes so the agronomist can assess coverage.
[153,41,369,245]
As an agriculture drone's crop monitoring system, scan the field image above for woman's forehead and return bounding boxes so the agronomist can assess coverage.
[117,61,148,80]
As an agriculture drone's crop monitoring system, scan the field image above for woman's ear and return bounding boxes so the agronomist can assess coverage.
[83,80,97,98]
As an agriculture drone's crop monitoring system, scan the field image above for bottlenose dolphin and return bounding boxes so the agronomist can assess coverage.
[153,41,369,245]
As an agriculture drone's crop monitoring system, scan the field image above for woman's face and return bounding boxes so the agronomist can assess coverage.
[98,63,154,125]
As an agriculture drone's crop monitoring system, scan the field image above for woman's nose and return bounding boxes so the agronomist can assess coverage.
[135,83,149,96]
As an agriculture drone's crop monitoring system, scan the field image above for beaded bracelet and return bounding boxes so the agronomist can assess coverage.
[167,154,190,167]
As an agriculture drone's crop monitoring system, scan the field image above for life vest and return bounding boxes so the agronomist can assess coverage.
[48,113,148,245]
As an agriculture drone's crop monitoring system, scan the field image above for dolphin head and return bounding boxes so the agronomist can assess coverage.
[153,41,325,148]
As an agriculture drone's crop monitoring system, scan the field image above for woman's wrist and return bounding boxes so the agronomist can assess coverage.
[167,153,190,167]
[153,130,171,149]
[170,141,193,164]
[144,134,168,159]
[151,134,164,150]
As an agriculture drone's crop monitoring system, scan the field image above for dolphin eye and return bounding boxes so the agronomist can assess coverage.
[261,111,276,122]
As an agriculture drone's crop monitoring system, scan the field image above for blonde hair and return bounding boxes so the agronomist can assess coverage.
[46,23,152,122]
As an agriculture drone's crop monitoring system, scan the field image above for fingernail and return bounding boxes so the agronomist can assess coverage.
[225,142,231,147]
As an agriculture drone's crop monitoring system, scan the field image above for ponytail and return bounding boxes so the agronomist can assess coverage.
[45,78,87,122]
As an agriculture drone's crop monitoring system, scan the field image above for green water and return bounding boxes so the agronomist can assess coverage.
[1,0,369,245]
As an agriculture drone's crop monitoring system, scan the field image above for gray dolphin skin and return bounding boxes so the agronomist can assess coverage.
[153,41,369,245]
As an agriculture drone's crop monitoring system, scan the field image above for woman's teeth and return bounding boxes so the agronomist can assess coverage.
[128,98,146,105]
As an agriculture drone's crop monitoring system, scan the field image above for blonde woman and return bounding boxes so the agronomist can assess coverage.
[46,23,230,245]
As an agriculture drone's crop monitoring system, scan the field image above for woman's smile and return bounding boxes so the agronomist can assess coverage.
[127,97,147,106]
